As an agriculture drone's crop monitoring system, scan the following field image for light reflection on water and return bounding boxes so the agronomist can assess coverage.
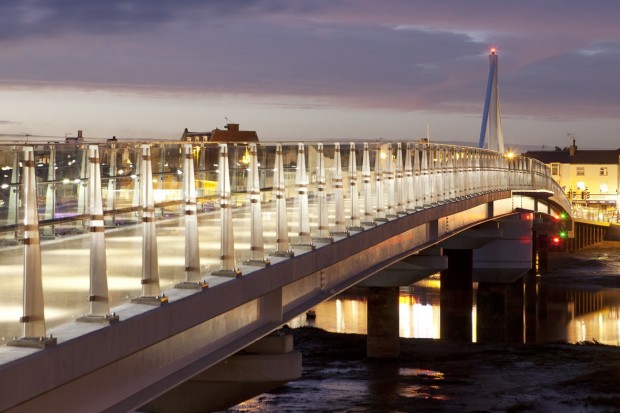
[288,280,620,346]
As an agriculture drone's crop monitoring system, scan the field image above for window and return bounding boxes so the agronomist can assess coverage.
[600,167,608,176]
[600,183,609,193]
[551,163,559,176]
[576,181,586,191]
[576,167,585,176]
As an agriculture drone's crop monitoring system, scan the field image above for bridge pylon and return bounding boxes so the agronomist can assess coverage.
[479,48,505,153]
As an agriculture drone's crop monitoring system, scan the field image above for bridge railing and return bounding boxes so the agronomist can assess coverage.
[0,140,567,345]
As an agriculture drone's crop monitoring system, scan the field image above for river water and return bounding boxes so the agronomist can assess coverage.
[281,278,620,345]
[226,245,620,412]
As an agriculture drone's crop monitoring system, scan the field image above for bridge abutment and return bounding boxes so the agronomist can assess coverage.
[141,332,301,413]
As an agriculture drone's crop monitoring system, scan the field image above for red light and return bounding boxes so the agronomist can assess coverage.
[490,47,497,55]
[551,236,561,245]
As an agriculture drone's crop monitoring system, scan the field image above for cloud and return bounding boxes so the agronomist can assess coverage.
[1,0,620,124]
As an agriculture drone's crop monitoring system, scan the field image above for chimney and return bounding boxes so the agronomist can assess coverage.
[225,123,240,132]
[569,138,577,156]
[77,130,83,139]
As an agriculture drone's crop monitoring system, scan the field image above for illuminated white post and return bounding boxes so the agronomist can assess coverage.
[413,144,423,210]
[272,144,293,257]
[77,145,118,323]
[105,142,117,227]
[395,142,406,214]
[77,147,88,215]
[332,143,348,236]
[429,145,438,205]
[405,143,415,212]
[464,148,472,197]
[7,147,19,227]
[131,148,141,222]
[244,143,271,266]
[348,143,363,231]
[8,147,57,348]
[293,143,314,249]
[421,144,431,208]
[375,145,387,222]
[314,143,332,243]
[213,144,242,276]
[132,144,167,305]
[385,144,396,219]
[176,144,208,288]
[361,143,375,226]
[435,146,445,204]
[481,151,488,192]
[446,147,455,201]
[42,145,56,238]
[474,149,481,193]
[455,147,465,199]
[158,144,166,191]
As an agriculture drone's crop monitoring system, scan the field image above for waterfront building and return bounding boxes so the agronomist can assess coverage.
[525,140,620,221]
[180,123,258,143]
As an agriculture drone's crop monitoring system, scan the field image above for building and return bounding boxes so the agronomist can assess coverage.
[180,123,258,143]
[65,130,85,143]
[525,140,620,220]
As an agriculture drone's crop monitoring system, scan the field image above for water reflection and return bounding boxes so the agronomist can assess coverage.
[289,279,620,346]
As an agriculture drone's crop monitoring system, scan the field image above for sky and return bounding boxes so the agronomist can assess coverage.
[0,0,619,149]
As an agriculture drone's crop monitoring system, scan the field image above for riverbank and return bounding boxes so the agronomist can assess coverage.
[228,241,620,413]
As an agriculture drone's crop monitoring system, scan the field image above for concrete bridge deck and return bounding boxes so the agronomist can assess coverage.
[0,140,574,412]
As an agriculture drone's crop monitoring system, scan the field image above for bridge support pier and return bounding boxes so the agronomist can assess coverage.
[524,268,538,343]
[440,249,473,342]
[367,286,400,358]
[476,279,524,343]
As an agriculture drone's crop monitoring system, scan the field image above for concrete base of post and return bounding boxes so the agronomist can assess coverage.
[243,258,271,267]
[271,250,295,258]
[76,314,120,324]
[131,295,169,306]
[211,269,243,278]
[174,281,209,290]
[290,242,316,251]
[7,336,57,349]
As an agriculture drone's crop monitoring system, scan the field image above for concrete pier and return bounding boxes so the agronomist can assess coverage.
[367,286,400,358]
[440,249,473,342]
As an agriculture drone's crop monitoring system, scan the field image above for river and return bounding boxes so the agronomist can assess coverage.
[226,241,620,412]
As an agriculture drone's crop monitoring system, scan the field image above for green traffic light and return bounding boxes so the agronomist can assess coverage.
[559,231,567,238]
[560,212,567,220]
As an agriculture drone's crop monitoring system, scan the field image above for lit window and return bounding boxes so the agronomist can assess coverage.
[551,163,559,176]
[576,167,585,176]
[576,182,586,191]
[600,183,608,193]
[600,167,608,176]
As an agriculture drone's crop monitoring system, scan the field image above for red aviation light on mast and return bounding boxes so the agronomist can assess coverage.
[490,47,497,55]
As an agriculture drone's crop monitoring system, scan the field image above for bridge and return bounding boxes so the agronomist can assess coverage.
[0,139,580,412]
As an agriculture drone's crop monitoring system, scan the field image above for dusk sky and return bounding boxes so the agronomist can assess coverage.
[1,1,619,149]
